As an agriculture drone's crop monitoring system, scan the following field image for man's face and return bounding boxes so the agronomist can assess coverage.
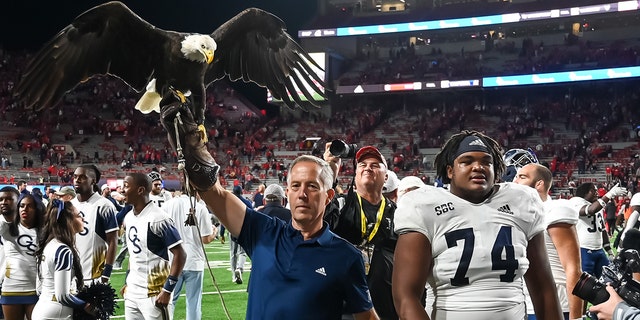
[151,180,163,195]
[73,167,95,196]
[355,157,386,191]
[586,186,599,202]
[287,161,333,228]
[0,191,17,216]
[447,151,495,201]
[122,176,139,205]
[514,164,538,189]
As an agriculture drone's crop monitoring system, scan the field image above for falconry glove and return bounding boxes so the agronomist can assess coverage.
[160,100,219,191]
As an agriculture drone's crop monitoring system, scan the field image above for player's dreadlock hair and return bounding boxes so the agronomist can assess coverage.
[575,182,596,198]
[434,130,506,184]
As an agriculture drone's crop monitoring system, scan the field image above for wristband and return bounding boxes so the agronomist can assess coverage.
[597,198,607,208]
[102,264,113,278]
[162,275,178,293]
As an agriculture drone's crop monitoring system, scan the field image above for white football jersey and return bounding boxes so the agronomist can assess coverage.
[619,210,640,249]
[525,198,579,314]
[124,202,182,299]
[569,197,605,250]
[395,183,545,320]
[36,238,78,304]
[72,192,118,282]
[162,195,212,271]
[33,239,80,320]
[0,216,37,294]
[149,190,172,208]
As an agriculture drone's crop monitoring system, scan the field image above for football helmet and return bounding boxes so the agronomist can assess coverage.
[503,148,539,169]
[147,171,162,182]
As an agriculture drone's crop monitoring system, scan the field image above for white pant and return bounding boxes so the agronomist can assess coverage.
[31,300,72,320]
[125,295,174,320]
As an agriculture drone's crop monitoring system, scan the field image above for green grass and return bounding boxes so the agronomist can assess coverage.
[109,240,249,319]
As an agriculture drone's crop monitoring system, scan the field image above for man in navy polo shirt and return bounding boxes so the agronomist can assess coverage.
[161,98,378,319]
[200,155,378,319]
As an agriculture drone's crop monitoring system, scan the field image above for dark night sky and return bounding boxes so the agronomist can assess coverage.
[1,0,318,109]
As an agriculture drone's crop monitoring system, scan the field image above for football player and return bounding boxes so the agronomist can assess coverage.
[393,130,562,319]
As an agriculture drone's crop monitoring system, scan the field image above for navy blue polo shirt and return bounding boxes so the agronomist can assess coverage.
[237,207,373,319]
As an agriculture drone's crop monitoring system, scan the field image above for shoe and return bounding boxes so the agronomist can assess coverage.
[234,269,243,284]
[220,236,225,244]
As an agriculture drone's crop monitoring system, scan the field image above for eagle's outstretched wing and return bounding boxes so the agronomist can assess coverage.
[206,8,327,109]
[15,1,169,110]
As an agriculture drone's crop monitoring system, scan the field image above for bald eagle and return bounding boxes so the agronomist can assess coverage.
[14,1,326,137]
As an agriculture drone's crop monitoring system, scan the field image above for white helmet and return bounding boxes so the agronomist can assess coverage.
[630,193,640,207]
[503,148,539,169]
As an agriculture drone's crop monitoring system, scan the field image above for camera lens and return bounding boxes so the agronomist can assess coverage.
[329,140,348,158]
[573,272,610,305]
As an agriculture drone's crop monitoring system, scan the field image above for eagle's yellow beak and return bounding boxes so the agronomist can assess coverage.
[205,50,214,64]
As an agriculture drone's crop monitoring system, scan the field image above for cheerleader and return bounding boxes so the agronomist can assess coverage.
[0,193,44,320]
[32,200,94,319]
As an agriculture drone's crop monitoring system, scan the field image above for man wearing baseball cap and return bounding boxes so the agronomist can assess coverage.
[259,184,290,222]
[382,171,400,203]
[54,186,76,202]
[324,144,398,319]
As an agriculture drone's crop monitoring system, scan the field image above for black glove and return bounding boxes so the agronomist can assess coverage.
[160,101,219,191]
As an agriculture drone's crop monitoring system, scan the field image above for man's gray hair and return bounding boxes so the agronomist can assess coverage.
[287,155,333,191]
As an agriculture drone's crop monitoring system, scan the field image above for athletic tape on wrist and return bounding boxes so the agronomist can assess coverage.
[597,198,607,208]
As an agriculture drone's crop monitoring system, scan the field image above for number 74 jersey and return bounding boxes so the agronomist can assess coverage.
[395,183,546,317]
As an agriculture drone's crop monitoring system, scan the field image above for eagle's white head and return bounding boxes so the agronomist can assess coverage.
[181,34,217,64]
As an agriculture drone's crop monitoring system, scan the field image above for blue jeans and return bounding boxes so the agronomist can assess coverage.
[172,270,204,320]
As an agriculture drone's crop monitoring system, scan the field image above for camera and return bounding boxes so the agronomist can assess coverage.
[573,249,640,308]
[329,139,358,159]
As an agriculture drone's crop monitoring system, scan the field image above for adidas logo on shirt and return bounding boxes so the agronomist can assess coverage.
[468,138,487,148]
[497,204,514,215]
[315,267,326,276]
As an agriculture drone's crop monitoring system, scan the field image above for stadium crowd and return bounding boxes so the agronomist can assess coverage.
[1,7,640,316]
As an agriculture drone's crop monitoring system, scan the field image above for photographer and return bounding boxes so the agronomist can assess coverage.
[587,230,640,320]
[324,142,398,320]
[588,285,640,320]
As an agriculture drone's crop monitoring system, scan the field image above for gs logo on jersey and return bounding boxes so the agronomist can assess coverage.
[78,210,89,236]
[128,226,142,254]
[435,202,454,215]
[17,234,37,256]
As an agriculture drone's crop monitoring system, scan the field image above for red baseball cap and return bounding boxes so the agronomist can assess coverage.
[356,146,387,168]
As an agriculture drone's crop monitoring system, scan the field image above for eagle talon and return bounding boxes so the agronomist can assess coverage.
[170,88,187,103]
[197,124,208,143]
